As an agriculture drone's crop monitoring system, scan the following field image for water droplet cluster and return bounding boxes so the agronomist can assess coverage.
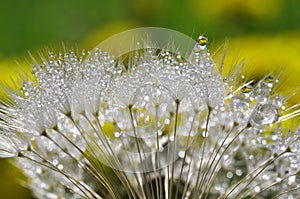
[0,32,299,199]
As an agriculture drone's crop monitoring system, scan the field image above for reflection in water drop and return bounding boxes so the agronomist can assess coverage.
[241,84,253,97]
[262,75,275,88]
[251,103,279,125]
[195,35,208,51]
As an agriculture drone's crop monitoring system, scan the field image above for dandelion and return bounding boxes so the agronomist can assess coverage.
[0,27,299,199]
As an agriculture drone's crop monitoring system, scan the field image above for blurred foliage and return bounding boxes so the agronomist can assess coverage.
[0,159,32,198]
[0,0,299,198]
[215,32,300,104]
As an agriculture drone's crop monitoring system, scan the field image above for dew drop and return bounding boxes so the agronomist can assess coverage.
[52,159,58,166]
[57,164,64,170]
[114,132,120,138]
[254,186,261,193]
[197,36,208,49]
[226,171,233,179]
[236,169,243,176]
[223,154,229,160]
[272,134,278,141]
[241,84,253,97]
[196,36,208,50]
[262,75,275,88]
[36,168,42,174]
[251,103,279,125]
[288,176,296,184]
[178,150,185,158]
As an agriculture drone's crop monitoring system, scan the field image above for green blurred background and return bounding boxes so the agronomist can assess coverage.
[0,0,299,198]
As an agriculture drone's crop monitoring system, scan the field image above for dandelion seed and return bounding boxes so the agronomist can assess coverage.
[0,27,299,199]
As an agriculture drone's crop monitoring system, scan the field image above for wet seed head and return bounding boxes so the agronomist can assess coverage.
[0,28,299,199]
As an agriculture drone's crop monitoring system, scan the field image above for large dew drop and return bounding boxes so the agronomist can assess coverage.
[195,35,208,51]
[251,103,279,125]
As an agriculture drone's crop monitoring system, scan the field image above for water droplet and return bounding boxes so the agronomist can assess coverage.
[256,76,276,101]
[57,164,64,170]
[36,168,42,174]
[195,36,208,51]
[236,169,243,176]
[254,186,261,193]
[178,150,185,158]
[262,75,275,88]
[251,103,279,125]
[241,84,253,97]
[288,176,296,184]
[223,154,229,160]
[114,132,120,138]
[52,159,58,166]
[226,171,233,179]
[272,134,278,141]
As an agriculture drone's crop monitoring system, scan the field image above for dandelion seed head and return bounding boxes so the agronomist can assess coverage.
[0,27,299,198]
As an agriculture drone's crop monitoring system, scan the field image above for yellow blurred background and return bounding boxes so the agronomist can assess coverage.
[0,0,299,198]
